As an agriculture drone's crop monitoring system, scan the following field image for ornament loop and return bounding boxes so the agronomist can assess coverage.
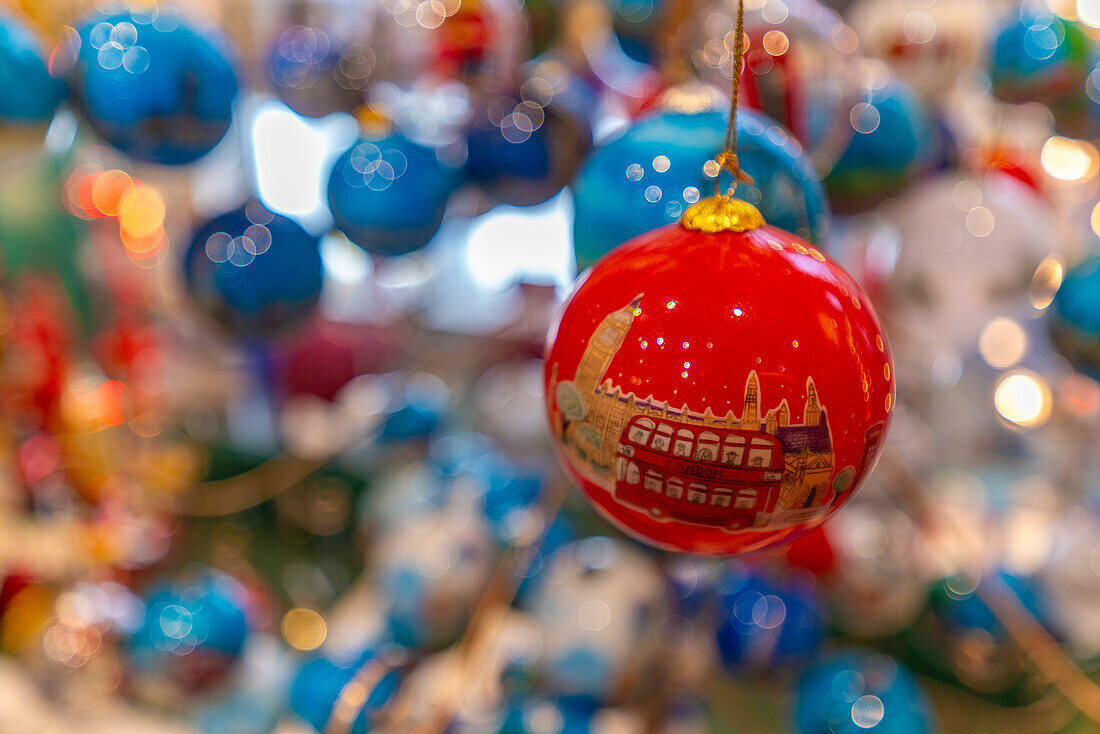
[681,195,765,234]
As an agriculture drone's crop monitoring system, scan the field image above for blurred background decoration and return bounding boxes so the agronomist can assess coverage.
[4,0,1100,732]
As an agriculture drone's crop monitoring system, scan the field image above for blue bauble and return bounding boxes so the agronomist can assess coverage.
[1050,254,1100,380]
[328,133,459,256]
[465,83,593,207]
[128,567,251,692]
[0,11,67,123]
[794,650,937,734]
[72,10,239,165]
[184,202,324,336]
[572,107,829,270]
[714,565,824,671]
[268,25,370,118]
[823,78,936,213]
[290,647,401,734]
[378,373,453,443]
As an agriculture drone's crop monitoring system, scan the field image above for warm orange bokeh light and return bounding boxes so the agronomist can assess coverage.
[90,170,136,218]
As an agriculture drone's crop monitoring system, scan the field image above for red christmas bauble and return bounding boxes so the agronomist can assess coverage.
[544,198,894,554]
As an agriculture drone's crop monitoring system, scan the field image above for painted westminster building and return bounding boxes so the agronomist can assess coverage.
[549,295,836,517]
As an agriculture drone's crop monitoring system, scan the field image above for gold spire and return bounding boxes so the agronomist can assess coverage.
[805,378,821,427]
[743,371,760,428]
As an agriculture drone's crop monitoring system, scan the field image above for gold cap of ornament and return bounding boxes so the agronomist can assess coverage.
[681,194,765,233]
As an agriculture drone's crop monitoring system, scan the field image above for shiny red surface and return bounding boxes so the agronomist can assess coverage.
[545,222,894,555]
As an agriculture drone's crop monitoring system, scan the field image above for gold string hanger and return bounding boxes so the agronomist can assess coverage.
[681,0,764,234]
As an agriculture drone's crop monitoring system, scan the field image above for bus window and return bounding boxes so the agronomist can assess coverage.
[747,438,774,467]
[626,462,641,485]
[666,477,684,499]
[628,418,656,446]
[687,483,707,504]
[695,432,720,462]
[651,423,674,452]
[734,488,758,509]
[722,435,746,466]
[615,457,625,481]
[711,488,733,507]
[644,469,663,492]
[674,429,694,457]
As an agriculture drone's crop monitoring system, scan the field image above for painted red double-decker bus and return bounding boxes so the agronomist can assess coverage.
[613,416,785,531]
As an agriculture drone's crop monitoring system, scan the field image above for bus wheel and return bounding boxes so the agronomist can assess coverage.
[648,504,666,519]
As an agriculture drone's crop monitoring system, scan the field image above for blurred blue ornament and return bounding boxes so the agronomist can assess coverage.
[930,569,1051,639]
[0,11,67,123]
[666,557,718,618]
[128,567,251,693]
[73,9,239,164]
[429,431,503,478]
[371,496,496,649]
[526,536,667,704]
[794,649,937,734]
[990,7,1094,135]
[328,132,459,256]
[1050,254,1100,380]
[823,77,936,212]
[714,565,824,671]
[572,107,829,270]
[482,463,543,536]
[194,634,295,734]
[606,0,666,65]
[184,201,324,336]
[268,25,371,118]
[465,67,594,207]
[379,373,453,442]
[290,646,401,734]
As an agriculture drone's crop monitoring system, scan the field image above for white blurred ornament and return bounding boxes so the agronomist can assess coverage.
[846,0,992,101]
[526,536,668,703]
[369,493,496,649]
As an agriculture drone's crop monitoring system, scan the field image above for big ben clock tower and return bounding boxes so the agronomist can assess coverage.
[574,294,643,396]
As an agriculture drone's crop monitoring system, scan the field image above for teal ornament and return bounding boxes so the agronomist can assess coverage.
[290,646,401,734]
[823,78,936,213]
[794,649,937,734]
[0,11,67,123]
[1051,254,1100,379]
[572,107,829,271]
